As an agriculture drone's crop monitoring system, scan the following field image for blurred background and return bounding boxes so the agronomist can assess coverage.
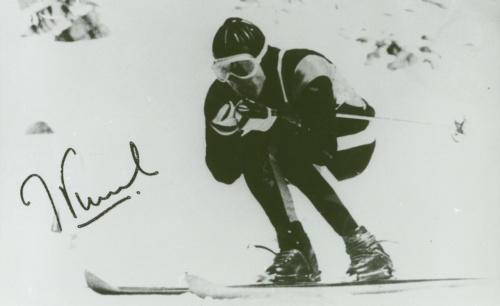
[1,0,499,305]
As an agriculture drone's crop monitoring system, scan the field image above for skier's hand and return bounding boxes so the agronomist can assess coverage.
[240,116,277,136]
[236,99,271,119]
[236,100,277,136]
[210,101,243,136]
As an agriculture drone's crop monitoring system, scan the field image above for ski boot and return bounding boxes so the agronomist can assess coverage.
[343,226,394,281]
[265,222,321,283]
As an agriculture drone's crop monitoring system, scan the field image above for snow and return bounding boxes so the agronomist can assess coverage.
[1,0,500,305]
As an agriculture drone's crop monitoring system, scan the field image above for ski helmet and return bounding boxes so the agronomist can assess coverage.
[212,18,266,59]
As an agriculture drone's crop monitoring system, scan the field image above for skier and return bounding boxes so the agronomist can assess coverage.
[205,17,393,282]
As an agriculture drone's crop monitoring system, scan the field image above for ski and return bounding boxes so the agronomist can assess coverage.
[85,270,481,298]
[185,274,484,299]
[85,271,188,295]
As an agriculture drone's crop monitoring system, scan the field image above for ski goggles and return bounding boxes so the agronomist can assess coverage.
[212,43,268,82]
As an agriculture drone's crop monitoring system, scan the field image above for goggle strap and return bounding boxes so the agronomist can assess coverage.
[213,40,268,64]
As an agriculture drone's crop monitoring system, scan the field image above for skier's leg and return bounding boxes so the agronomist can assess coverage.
[243,160,292,233]
[243,155,320,283]
[342,226,394,280]
[327,141,376,181]
[327,102,377,180]
[335,102,375,137]
[281,160,393,280]
[280,160,358,237]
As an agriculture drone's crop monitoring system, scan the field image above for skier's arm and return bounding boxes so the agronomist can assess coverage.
[204,86,243,184]
[292,54,375,136]
[295,76,337,134]
[205,123,242,184]
[293,76,340,165]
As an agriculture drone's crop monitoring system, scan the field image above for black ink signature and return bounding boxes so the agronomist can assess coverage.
[20,142,159,230]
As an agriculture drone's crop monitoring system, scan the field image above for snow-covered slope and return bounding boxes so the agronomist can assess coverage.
[1,0,499,305]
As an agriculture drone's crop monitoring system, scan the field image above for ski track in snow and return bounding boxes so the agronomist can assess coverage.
[1,0,500,305]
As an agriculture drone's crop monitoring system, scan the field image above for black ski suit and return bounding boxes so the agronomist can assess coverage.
[204,46,375,241]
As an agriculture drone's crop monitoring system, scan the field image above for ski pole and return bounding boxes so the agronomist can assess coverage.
[272,108,466,142]
[336,113,467,142]
[336,113,447,127]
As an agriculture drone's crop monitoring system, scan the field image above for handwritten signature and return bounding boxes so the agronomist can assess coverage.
[20,142,159,230]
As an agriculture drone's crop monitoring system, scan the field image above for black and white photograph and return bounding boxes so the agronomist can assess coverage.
[1,0,499,305]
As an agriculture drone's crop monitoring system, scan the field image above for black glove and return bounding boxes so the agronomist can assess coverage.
[236,99,270,119]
